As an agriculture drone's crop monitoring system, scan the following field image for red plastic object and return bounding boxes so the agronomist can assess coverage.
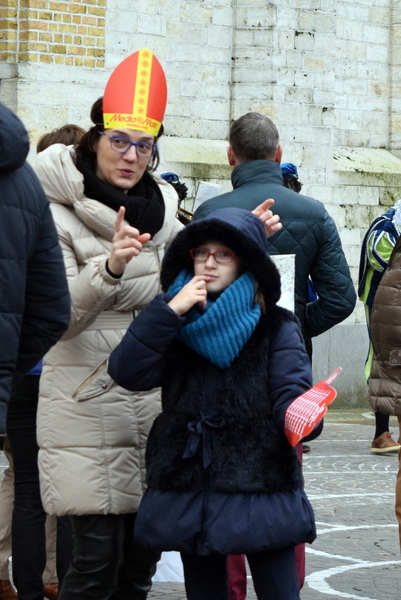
[285,367,342,447]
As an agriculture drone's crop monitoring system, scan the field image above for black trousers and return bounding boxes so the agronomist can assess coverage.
[6,375,73,600]
[59,513,160,600]
[181,547,300,600]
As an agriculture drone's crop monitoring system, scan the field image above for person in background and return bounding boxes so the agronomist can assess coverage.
[194,113,356,355]
[280,162,303,194]
[280,162,318,310]
[160,172,191,226]
[280,162,315,456]
[160,171,188,202]
[0,437,15,600]
[108,207,317,600]
[0,122,85,600]
[36,125,86,154]
[358,202,401,453]
[368,233,401,542]
[276,160,314,589]
[0,102,70,600]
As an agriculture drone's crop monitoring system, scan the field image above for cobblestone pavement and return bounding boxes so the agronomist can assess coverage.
[1,411,401,599]
[148,412,401,599]
[301,413,401,600]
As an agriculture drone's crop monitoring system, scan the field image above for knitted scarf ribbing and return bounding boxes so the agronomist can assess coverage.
[167,270,261,369]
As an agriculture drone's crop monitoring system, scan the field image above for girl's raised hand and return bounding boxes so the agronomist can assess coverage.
[108,206,151,276]
[252,198,282,237]
[168,275,208,315]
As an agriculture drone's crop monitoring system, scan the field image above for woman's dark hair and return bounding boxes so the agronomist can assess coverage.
[282,176,303,194]
[36,124,86,153]
[76,97,163,172]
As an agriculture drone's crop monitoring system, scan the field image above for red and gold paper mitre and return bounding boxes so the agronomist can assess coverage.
[103,48,167,136]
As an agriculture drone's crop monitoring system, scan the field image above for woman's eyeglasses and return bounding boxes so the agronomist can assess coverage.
[97,132,156,158]
[189,248,237,264]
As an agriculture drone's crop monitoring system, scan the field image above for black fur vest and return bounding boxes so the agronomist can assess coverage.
[145,306,303,495]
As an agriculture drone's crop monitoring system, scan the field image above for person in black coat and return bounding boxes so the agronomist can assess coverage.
[194,112,356,355]
[108,207,317,600]
[0,102,70,433]
[0,102,70,600]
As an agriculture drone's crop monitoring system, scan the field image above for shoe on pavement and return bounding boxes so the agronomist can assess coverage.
[44,583,58,600]
[302,444,311,453]
[370,431,401,454]
[0,580,17,600]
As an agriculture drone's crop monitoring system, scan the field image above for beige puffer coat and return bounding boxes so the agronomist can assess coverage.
[369,235,401,416]
[35,144,183,516]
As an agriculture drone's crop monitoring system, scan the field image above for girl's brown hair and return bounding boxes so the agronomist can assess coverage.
[36,124,86,153]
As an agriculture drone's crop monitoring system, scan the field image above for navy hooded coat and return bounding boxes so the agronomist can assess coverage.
[108,208,317,555]
[0,103,70,433]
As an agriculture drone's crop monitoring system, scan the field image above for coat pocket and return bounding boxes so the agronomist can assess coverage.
[72,359,114,401]
[389,348,401,366]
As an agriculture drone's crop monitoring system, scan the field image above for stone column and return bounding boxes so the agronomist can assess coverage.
[390,0,401,157]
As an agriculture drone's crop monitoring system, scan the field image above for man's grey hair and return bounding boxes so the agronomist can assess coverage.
[229,113,279,163]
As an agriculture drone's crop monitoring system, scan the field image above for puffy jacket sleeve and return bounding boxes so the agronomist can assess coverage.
[304,212,356,339]
[16,198,70,370]
[0,165,70,433]
[55,221,122,341]
[108,294,185,391]
[268,319,313,433]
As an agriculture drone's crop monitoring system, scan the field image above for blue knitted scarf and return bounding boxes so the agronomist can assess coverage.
[167,270,261,369]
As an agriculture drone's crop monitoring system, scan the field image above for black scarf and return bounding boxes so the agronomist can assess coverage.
[75,153,165,237]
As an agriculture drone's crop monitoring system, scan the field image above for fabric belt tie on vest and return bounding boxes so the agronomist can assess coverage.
[182,412,225,469]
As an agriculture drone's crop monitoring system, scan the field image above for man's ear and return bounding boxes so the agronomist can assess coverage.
[274,145,283,164]
[227,146,237,167]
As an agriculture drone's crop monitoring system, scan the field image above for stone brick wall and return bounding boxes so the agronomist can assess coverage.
[22,0,106,68]
[230,0,391,193]
[0,0,18,63]
[1,0,106,67]
[106,0,233,140]
[0,0,108,139]
[390,0,401,154]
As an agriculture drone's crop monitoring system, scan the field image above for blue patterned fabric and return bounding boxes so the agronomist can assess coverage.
[280,162,298,178]
[160,172,179,184]
[358,208,399,308]
[167,270,261,369]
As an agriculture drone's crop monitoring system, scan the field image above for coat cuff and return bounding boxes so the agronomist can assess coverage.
[99,259,123,286]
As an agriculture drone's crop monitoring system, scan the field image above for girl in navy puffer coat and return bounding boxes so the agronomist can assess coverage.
[108,208,317,600]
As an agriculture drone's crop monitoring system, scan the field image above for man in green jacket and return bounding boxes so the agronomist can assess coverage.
[194,112,356,356]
